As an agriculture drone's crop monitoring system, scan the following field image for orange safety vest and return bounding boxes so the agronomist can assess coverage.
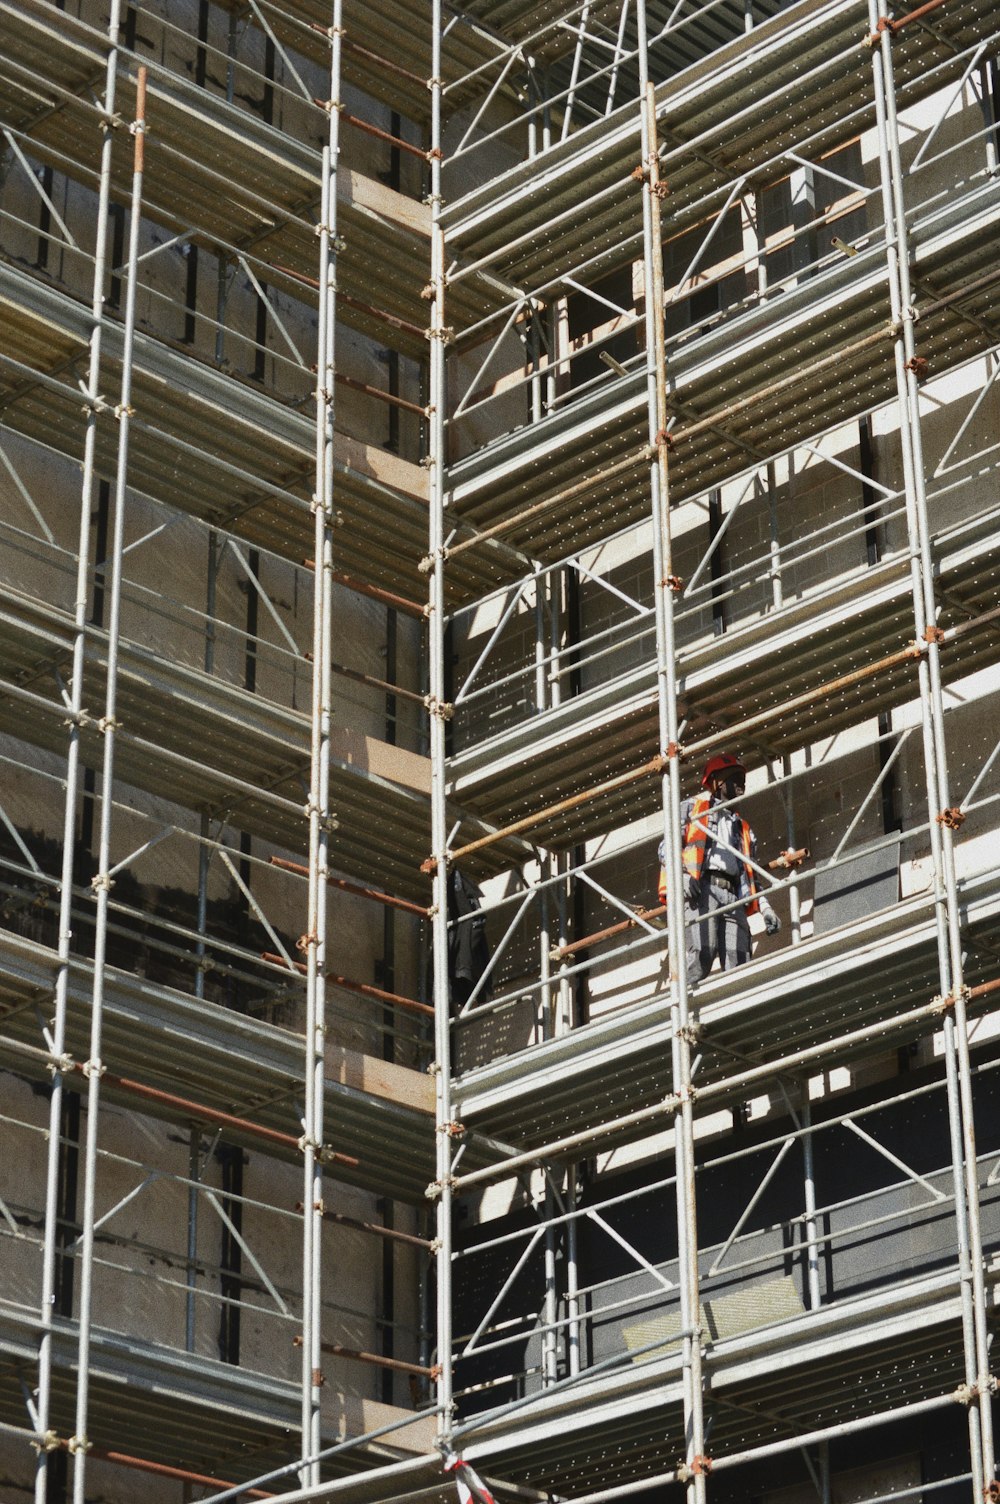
[658,794,759,914]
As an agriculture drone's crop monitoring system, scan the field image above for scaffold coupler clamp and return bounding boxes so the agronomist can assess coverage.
[425,1175,458,1201]
[439,1120,466,1139]
[424,694,454,720]
[770,846,809,870]
[677,1454,712,1481]
[47,1051,74,1078]
[985,1481,1000,1503]
[82,1057,105,1080]
[67,1434,92,1456]
[936,806,966,830]
[865,14,898,44]
[33,1429,60,1454]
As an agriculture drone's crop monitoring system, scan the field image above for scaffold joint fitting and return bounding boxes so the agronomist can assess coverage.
[425,1176,458,1200]
[312,1368,326,1387]
[905,355,929,379]
[33,1429,60,1454]
[923,624,945,645]
[677,1455,712,1481]
[770,846,810,870]
[90,873,114,894]
[936,807,966,830]
[426,326,454,344]
[297,1133,321,1155]
[427,146,443,161]
[424,695,454,721]
[677,1023,702,1045]
[932,984,970,1014]
[420,856,438,875]
[297,931,319,953]
[440,1120,466,1138]
[651,179,670,200]
[47,1052,74,1077]
[665,741,682,760]
[429,1236,443,1254]
[67,1434,92,1455]
[867,15,898,43]
[984,1482,1000,1503]
[97,715,120,734]
[660,574,683,592]
[630,163,646,182]
[113,402,135,420]
[62,707,92,729]
[654,426,676,452]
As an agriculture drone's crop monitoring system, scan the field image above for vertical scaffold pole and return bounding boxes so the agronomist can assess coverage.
[301,2,342,1485]
[869,5,994,1494]
[70,64,147,1504]
[635,5,706,1493]
[34,9,123,1499]
[428,0,456,1458]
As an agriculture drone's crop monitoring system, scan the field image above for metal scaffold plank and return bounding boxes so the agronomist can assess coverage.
[441,0,996,296]
[0,0,498,350]
[445,498,1000,847]
[453,868,1000,1152]
[0,1305,438,1487]
[459,1266,981,1494]
[0,928,443,1200]
[443,179,1000,589]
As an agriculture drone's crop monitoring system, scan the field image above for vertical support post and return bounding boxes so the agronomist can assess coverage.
[636,6,706,1492]
[869,5,994,1493]
[300,2,342,1483]
[70,64,147,1504]
[428,0,456,1457]
[195,532,218,1003]
[186,1128,201,1353]
[782,755,802,946]
[34,13,124,1499]
[801,1092,821,1313]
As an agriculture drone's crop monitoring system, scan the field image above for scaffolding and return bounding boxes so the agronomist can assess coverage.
[0,0,998,1501]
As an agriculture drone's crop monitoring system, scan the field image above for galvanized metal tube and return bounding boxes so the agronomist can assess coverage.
[636,5,706,1482]
[878,36,996,1482]
[428,0,455,1457]
[71,64,147,1504]
[33,7,123,1498]
[801,1093,822,1312]
[300,3,342,1482]
[869,7,987,1492]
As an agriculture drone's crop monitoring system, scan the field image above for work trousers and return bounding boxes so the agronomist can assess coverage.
[685,876,751,986]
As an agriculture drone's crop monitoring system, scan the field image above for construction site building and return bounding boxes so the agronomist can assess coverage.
[0,0,999,1501]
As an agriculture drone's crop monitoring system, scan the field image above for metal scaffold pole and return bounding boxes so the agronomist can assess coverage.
[635,3,706,1492]
[33,8,124,1498]
[868,3,995,1495]
[70,62,148,1504]
[301,0,343,1485]
[428,0,456,1464]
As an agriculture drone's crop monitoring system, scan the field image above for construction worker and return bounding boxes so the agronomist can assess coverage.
[658,753,780,985]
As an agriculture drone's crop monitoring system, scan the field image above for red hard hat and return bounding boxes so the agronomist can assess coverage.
[702,753,746,789]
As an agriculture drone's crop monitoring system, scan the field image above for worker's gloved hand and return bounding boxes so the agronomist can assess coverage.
[759,901,781,935]
[684,874,701,903]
